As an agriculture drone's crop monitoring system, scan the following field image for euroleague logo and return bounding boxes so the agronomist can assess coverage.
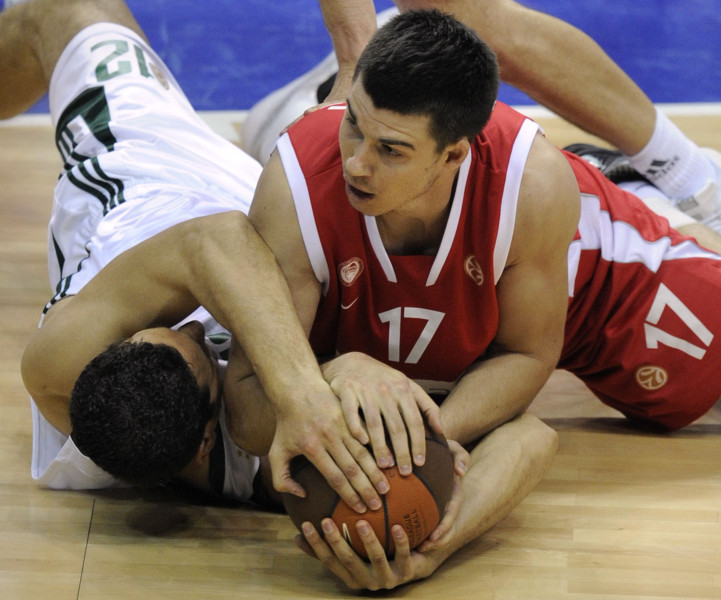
[464,255,484,286]
[635,365,669,391]
[339,257,364,287]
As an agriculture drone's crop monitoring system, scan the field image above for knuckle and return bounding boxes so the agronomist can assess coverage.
[383,415,405,434]
[328,472,348,490]
[342,462,362,480]
[354,445,375,465]
[319,554,336,568]
[405,411,423,427]
[297,438,319,457]
[363,410,383,430]
[369,553,386,568]
[338,552,356,569]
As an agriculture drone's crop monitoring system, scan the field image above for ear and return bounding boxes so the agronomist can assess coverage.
[443,138,470,169]
[194,420,218,463]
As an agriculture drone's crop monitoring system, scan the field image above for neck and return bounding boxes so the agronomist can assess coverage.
[377,212,449,255]
[378,174,458,256]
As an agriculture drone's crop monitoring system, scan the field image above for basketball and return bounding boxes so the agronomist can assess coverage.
[282,431,455,559]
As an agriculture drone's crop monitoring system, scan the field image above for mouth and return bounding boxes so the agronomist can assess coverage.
[345,181,375,202]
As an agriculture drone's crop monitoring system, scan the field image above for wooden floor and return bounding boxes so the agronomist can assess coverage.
[1,112,720,599]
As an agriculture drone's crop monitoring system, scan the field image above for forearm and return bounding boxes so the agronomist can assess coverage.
[423,414,558,570]
[182,212,329,408]
[440,350,556,445]
[441,138,572,445]
[318,0,377,101]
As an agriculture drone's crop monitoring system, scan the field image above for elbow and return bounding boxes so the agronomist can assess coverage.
[224,403,274,457]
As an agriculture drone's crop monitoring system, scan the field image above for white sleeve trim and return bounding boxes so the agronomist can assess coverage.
[493,119,541,283]
[276,133,330,295]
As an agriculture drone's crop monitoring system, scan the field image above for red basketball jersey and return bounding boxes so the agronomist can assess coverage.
[560,151,721,428]
[279,101,721,429]
[279,102,540,397]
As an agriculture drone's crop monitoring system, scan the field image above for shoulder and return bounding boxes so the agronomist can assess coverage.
[286,103,347,141]
[21,296,94,434]
[249,151,317,287]
[509,133,581,265]
[281,104,345,174]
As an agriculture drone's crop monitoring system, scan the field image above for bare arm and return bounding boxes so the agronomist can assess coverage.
[223,341,277,456]
[317,0,377,103]
[21,211,334,439]
[441,134,580,445]
[297,413,558,590]
[232,152,389,512]
[237,150,438,510]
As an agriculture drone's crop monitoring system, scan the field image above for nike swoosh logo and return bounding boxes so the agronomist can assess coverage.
[340,298,359,310]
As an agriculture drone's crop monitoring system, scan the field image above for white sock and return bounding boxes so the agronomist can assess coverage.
[625,107,718,201]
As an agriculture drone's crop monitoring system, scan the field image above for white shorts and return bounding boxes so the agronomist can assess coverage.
[33,23,262,490]
[46,22,261,299]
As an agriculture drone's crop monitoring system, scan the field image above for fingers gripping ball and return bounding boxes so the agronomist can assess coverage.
[282,433,454,559]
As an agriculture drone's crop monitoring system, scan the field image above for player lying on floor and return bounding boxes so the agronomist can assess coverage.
[234,9,721,589]
[7,0,439,510]
[6,2,552,586]
[243,1,721,236]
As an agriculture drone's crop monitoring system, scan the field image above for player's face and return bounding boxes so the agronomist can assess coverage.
[128,321,221,410]
[339,81,450,220]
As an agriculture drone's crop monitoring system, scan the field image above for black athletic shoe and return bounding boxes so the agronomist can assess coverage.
[564,142,647,184]
[316,73,337,104]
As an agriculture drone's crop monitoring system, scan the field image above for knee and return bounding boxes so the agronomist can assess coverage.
[17,0,144,81]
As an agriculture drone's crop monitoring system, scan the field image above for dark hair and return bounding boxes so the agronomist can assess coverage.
[354,9,499,150]
[69,341,215,486]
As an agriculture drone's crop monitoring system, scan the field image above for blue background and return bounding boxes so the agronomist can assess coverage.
[21,0,721,113]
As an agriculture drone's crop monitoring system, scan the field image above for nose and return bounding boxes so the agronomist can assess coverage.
[177,320,206,346]
[345,140,372,179]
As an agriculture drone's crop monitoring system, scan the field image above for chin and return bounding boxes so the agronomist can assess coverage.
[348,198,382,217]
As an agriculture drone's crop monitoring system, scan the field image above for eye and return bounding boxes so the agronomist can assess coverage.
[343,114,363,141]
[345,113,359,129]
[381,144,402,157]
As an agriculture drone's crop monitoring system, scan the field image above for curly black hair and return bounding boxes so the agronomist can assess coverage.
[70,341,215,486]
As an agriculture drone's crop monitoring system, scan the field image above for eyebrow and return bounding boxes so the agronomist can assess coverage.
[346,100,416,151]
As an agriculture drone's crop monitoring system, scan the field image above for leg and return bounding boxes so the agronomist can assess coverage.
[396,0,718,207]
[0,0,144,119]
[569,144,721,239]
[396,0,655,154]
[623,185,721,252]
